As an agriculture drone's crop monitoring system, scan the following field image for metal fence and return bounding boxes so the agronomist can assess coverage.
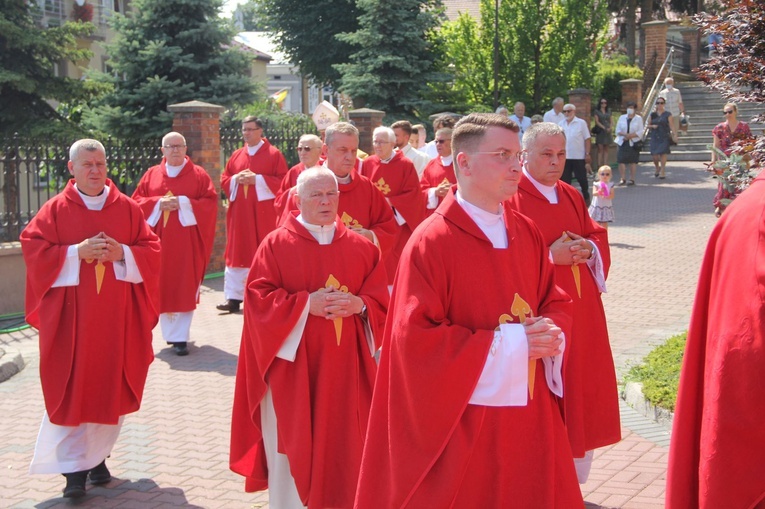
[0,136,162,242]
[1,115,319,242]
[667,39,692,73]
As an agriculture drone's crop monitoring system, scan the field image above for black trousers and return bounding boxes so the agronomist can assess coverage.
[562,159,590,205]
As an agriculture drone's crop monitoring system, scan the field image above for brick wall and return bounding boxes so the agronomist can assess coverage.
[568,88,592,126]
[643,21,669,87]
[620,79,643,112]
[168,101,226,274]
[348,108,386,155]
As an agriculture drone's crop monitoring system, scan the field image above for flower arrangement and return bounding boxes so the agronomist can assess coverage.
[72,2,94,23]
[707,144,760,210]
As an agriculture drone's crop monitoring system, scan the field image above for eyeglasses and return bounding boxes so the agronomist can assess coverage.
[296,146,315,152]
[163,144,186,150]
[372,140,393,145]
[562,109,573,113]
[473,150,522,162]
[656,101,665,104]
[242,127,262,132]
[723,110,734,114]
[435,139,449,145]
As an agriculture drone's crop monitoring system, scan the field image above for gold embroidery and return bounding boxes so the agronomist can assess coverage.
[325,274,349,345]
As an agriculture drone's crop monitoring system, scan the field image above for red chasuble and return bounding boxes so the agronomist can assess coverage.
[666,173,765,509]
[277,167,398,258]
[419,156,456,215]
[273,161,306,220]
[355,189,582,508]
[361,151,426,283]
[229,214,389,509]
[221,139,288,268]
[21,180,160,426]
[506,176,621,456]
[132,157,217,313]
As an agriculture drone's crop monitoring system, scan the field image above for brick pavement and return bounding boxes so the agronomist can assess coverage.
[0,161,718,508]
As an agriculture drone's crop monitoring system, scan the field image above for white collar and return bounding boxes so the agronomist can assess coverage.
[75,183,111,211]
[246,140,265,156]
[165,157,187,178]
[440,154,453,166]
[455,190,508,248]
[296,214,336,245]
[523,167,558,204]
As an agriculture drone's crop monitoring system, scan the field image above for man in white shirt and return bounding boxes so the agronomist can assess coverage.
[658,77,684,144]
[558,104,592,205]
[391,120,430,176]
[509,101,532,144]
[543,97,565,124]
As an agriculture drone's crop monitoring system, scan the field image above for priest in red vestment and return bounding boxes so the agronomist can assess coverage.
[355,114,582,508]
[666,172,765,509]
[361,126,426,284]
[132,132,218,356]
[274,134,323,218]
[230,166,389,509]
[507,122,621,482]
[218,116,288,313]
[419,127,456,215]
[277,122,397,257]
[21,139,161,499]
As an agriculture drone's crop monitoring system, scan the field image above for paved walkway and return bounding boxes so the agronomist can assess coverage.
[0,161,719,508]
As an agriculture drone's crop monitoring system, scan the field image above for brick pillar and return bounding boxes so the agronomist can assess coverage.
[681,27,700,73]
[619,79,644,112]
[348,108,386,155]
[567,89,592,126]
[642,20,669,87]
[167,100,226,274]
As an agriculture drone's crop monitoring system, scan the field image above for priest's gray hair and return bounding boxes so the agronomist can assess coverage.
[522,122,566,151]
[69,139,106,161]
[299,134,322,148]
[373,126,395,143]
[296,166,338,197]
[325,122,359,147]
[162,131,187,147]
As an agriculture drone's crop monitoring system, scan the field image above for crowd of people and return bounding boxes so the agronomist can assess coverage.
[18,88,761,507]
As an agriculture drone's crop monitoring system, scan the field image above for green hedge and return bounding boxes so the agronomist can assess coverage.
[624,331,686,412]
[593,57,643,109]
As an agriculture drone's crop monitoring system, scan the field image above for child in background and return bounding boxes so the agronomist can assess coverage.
[589,165,615,229]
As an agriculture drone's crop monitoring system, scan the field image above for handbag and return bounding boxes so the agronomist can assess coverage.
[633,140,644,152]
[591,124,602,135]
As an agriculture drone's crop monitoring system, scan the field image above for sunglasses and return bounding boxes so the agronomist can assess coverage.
[562,109,573,113]
[296,146,315,151]
[656,101,665,104]
[435,139,449,144]
[600,172,611,176]
[723,110,734,114]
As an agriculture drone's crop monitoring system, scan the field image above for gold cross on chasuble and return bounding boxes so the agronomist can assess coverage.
[497,293,536,399]
[375,178,391,195]
[340,212,362,229]
[325,274,349,345]
[84,259,105,295]
[162,190,174,227]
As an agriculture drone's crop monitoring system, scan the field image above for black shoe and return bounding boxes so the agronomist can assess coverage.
[89,460,112,485]
[63,470,88,498]
[216,299,241,313]
[172,343,189,356]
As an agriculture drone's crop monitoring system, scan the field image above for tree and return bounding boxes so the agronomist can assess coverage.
[87,0,257,139]
[232,1,268,31]
[333,0,444,117]
[258,0,360,90]
[0,1,95,136]
[436,0,608,113]
[695,0,765,166]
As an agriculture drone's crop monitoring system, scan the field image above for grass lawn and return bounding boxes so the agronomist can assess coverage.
[624,332,686,412]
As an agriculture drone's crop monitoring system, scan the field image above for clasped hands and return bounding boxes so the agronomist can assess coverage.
[77,232,124,262]
[159,195,179,211]
[524,316,563,359]
[550,231,593,266]
[236,170,257,186]
[434,181,451,198]
[309,287,364,320]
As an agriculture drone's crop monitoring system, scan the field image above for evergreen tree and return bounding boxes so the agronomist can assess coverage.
[0,1,94,136]
[258,0,360,90]
[334,0,444,117]
[88,0,257,139]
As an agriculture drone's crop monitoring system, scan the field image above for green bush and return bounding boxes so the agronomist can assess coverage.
[593,58,643,110]
[624,331,686,412]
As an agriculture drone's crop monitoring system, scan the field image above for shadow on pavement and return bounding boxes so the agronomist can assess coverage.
[155,343,238,377]
[34,477,206,508]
